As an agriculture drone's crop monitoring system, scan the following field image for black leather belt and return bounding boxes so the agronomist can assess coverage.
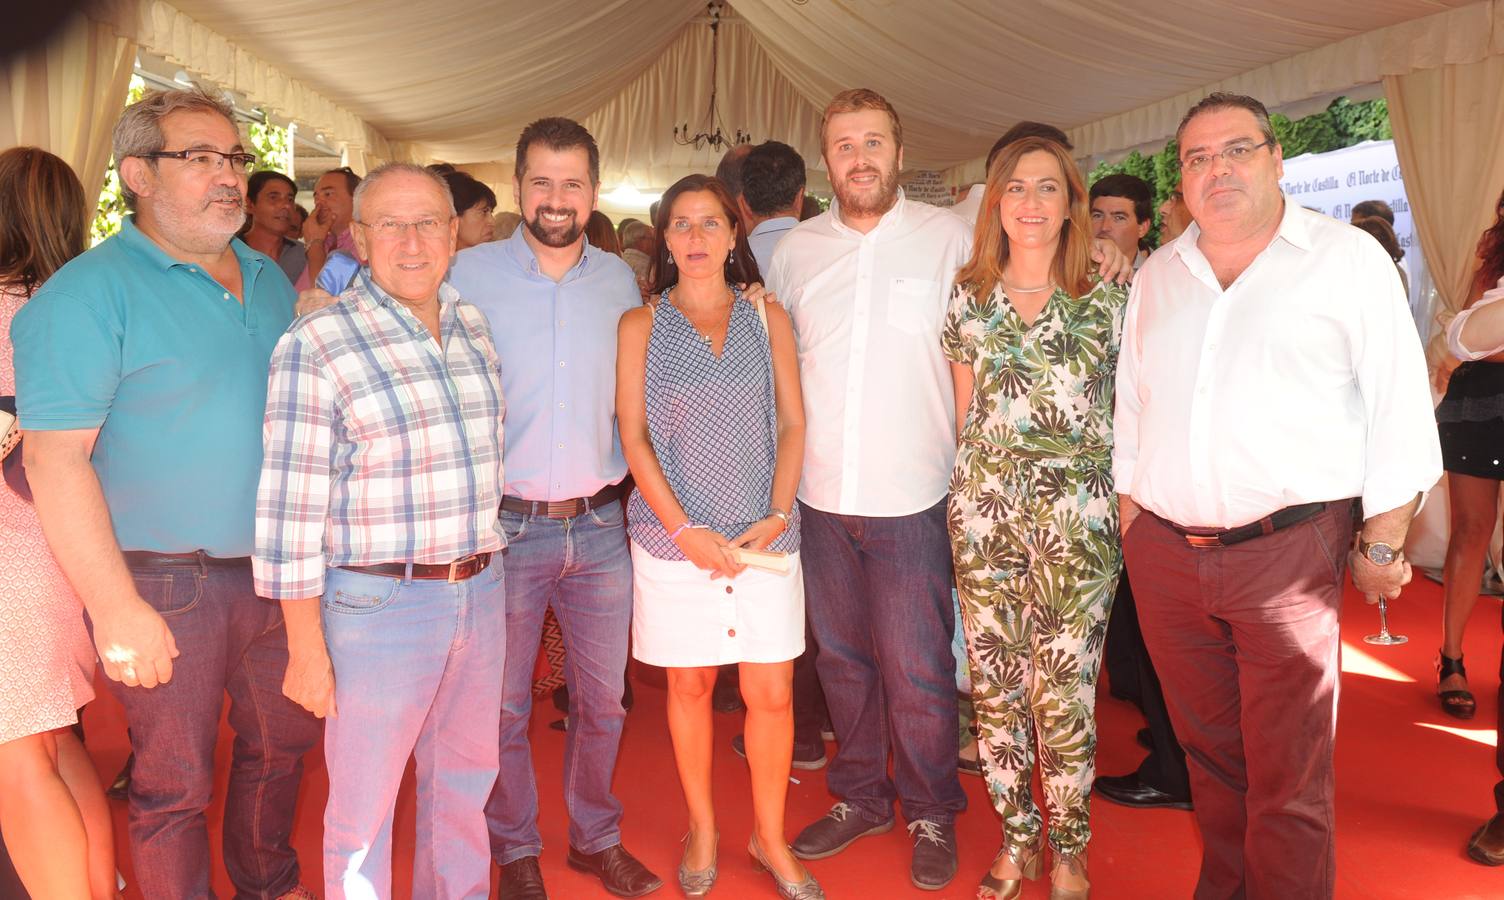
[1152,501,1335,548]
[340,552,492,582]
[501,480,627,519]
[123,550,250,568]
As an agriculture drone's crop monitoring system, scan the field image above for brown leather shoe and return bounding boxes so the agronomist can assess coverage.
[499,855,548,899]
[1468,814,1504,866]
[566,843,663,897]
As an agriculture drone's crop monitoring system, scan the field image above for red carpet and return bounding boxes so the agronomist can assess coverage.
[84,576,1501,899]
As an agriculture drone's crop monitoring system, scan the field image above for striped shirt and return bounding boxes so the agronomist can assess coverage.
[253,270,506,600]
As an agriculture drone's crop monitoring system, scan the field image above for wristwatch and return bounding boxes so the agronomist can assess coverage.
[1358,538,1400,566]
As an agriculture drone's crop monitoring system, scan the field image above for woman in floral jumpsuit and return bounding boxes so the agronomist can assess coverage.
[943,136,1128,900]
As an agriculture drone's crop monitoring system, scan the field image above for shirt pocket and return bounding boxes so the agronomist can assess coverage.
[886,277,942,336]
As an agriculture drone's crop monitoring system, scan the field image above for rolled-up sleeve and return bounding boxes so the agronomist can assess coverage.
[1111,279,1145,495]
[253,331,334,599]
[1349,241,1443,519]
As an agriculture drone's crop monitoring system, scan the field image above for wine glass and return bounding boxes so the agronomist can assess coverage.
[1363,595,1407,646]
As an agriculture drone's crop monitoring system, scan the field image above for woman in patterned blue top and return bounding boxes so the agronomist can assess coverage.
[617,174,820,899]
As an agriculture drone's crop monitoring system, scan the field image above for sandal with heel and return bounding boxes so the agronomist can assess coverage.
[977,838,1041,900]
[1438,652,1477,720]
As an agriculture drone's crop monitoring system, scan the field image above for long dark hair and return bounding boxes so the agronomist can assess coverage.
[1476,186,1504,290]
[650,174,760,295]
[0,147,89,295]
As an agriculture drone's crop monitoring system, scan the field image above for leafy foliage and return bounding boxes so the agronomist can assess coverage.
[1086,96,1390,246]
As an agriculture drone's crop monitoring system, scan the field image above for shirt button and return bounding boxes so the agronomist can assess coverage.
[727,628,737,637]
[222,292,230,300]
[557,443,564,449]
[725,585,733,594]
[559,361,566,367]
[559,402,566,408]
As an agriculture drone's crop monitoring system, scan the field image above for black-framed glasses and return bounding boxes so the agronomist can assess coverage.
[1178,140,1273,175]
[139,148,257,174]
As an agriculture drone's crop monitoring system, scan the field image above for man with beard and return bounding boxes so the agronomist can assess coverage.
[448,117,660,900]
[240,169,308,284]
[12,85,321,899]
[763,87,972,891]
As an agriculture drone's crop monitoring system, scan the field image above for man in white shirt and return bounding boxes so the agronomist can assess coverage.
[764,88,970,891]
[1113,92,1442,899]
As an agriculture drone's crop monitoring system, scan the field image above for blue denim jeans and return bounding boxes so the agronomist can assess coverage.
[109,558,322,899]
[485,499,633,862]
[321,561,506,899]
[799,498,967,825]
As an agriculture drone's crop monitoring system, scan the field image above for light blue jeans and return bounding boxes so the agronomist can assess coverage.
[321,560,506,899]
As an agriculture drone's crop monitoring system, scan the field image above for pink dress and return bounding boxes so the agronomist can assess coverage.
[0,282,95,743]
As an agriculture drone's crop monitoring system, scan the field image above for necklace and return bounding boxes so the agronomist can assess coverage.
[1002,279,1056,294]
[670,288,735,346]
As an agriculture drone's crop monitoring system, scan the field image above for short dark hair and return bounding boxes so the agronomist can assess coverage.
[1090,173,1153,224]
[247,170,295,203]
[515,117,600,186]
[1177,92,1276,147]
[986,121,1072,170]
[741,141,806,218]
[320,166,361,195]
[714,143,754,200]
[441,170,497,215]
[1352,199,1395,225]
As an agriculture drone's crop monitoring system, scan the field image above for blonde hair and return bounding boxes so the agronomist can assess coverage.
[820,88,903,150]
[955,137,1093,303]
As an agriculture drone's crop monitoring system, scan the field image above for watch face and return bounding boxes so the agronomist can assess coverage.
[1366,543,1397,565]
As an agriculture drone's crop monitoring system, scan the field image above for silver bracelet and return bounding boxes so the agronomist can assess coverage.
[769,509,791,527]
[668,522,708,542]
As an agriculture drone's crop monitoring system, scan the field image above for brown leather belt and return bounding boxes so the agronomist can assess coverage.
[123,550,250,568]
[500,479,627,519]
[1151,501,1338,549]
[340,552,492,582]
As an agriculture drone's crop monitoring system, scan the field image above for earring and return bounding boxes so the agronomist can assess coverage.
[728,249,736,265]
[667,252,674,265]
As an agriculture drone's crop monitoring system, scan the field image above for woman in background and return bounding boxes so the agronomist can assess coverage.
[1435,186,1504,721]
[0,146,119,899]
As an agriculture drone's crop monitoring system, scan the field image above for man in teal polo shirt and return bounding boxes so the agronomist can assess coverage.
[11,86,321,900]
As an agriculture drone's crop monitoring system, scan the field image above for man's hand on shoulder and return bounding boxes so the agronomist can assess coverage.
[295,288,338,318]
[1090,239,1133,285]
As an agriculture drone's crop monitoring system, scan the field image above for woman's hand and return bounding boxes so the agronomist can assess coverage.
[731,516,786,552]
[674,526,745,579]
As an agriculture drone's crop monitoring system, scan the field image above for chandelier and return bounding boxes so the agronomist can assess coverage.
[673,1,751,151]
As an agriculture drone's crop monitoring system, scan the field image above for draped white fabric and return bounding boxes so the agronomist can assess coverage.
[0,6,138,203]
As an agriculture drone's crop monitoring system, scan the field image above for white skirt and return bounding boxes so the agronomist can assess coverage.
[630,540,805,667]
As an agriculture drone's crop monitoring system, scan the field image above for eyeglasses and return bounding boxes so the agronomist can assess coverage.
[139,148,257,173]
[356,217,450,240]
[1178,140,1273,175]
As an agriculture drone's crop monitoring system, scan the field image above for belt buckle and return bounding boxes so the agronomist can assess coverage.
[447,556,468,583]
[1184,533,1221,549]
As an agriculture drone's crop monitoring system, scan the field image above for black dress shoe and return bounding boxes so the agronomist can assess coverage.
[1468,813,1504,865]
[907,819,957,890]
[1094,773,1192,810]
[499,856,548,900]
[731,733,828,770]
[711,679,744,713]
[791,802,893,860]
[566,843,663,897]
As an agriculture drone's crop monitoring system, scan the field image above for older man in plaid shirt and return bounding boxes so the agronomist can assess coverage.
[252,163,507,898]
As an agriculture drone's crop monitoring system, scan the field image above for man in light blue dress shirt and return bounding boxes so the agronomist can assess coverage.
[448,117,660,900]
[739,140,807,275]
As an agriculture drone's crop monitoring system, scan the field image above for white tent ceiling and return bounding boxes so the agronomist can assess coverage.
[140,0,1488,189]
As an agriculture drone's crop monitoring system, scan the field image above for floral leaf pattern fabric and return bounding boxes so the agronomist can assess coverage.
[943,278,1127,855]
